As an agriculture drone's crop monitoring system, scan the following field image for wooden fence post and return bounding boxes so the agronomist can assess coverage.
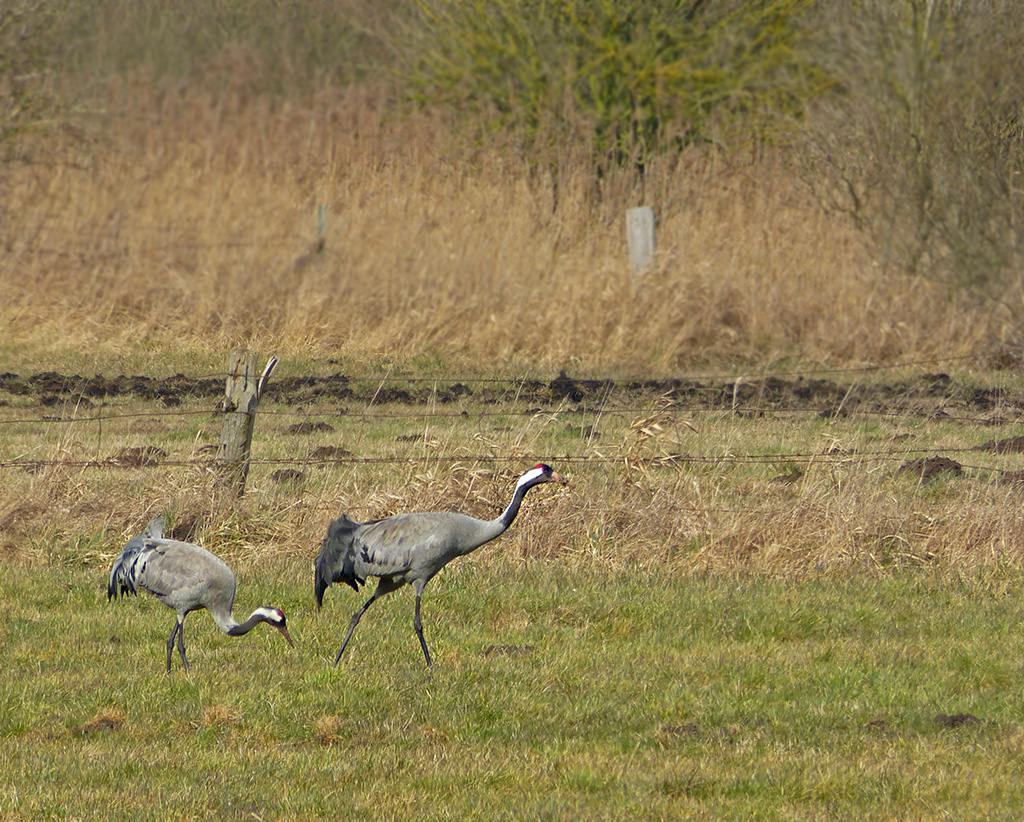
[218,350,278,498]
[626,205,656,277]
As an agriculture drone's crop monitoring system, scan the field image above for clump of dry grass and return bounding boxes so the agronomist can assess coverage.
[73,707,125,738]
[312,715,344,746]
[201,704,243,730]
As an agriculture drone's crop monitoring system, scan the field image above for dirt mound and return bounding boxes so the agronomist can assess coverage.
[1,369,1020,418]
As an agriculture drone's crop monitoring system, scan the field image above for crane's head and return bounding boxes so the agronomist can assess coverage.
[256,607,295,648]
[520,463,567,489]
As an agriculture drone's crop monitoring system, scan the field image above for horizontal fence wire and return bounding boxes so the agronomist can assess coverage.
[1,448,1022,475]
[3,406,1021,427]
[1,353,1022,475]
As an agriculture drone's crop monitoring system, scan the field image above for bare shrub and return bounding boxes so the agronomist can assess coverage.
[798,1,1024,298]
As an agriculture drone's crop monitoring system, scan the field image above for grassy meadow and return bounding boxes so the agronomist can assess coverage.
[5,562,1024,821]
[4,1,1024,819]
[4,372,1024,819]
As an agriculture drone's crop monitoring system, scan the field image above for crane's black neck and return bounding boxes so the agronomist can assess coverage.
[496,476,544,532]
[226,607,280,636]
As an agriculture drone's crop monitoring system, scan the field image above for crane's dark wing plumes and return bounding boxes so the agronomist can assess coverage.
[315,514,365,607]
[107,514,166,601]
[108,546,142,600]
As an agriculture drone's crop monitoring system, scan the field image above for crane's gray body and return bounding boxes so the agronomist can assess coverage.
[108,515,292,671]
[109,527,239,633]
[315,464,564,665]
[316,511,504,598]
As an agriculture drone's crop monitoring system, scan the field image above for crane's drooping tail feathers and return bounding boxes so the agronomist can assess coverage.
[107,537,147,601]
[315,514,365,607]
[107,514,166,601]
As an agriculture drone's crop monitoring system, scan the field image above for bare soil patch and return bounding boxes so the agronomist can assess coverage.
[0,370,1017,419]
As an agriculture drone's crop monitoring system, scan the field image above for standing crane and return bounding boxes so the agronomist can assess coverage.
[315,463,566,666]
[108,515,295,672]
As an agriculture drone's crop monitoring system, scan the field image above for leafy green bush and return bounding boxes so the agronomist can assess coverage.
[400,0,820,179]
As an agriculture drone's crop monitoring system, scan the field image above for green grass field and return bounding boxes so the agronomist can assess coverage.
[4,367,1024,819]
[4,561,1024,820]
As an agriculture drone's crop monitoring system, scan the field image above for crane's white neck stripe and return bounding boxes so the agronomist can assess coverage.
[253,606,284,623]
[518,467,546,487]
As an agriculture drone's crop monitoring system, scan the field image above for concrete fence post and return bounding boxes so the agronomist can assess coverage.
[626,205,656,277]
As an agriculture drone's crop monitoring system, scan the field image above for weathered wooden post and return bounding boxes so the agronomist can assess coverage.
[626,205,656,277]
[218,350,278,498]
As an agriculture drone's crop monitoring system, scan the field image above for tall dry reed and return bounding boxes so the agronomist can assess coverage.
[1,77,1008,373]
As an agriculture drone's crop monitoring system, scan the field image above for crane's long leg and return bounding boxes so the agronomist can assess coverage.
[333,578,403,666]
[176,617,190,672]
[167,617,190,672]
[334,595,376,665]
[413,593,432,667]
[165,622,178,672]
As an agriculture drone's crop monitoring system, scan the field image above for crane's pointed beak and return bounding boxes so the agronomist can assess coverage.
[278,624,295,648]
[551,471,567,485]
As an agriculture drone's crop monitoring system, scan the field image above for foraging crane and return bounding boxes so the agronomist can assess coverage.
[315,463,566,666]
[108,515,295,672]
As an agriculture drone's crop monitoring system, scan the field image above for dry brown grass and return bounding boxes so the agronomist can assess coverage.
[73,707,125,738]
[3,367,1024,578]
[2,77,1009,374]
[2,34,1022,579]
[201,704,243,730]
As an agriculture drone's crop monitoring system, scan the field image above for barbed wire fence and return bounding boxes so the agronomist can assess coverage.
[1,352,1023,482]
